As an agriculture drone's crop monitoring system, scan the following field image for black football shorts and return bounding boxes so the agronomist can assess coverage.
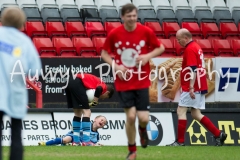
[117,88,150,111]
[65,78,90,109]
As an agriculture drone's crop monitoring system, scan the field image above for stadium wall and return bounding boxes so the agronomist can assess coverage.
[2,108,240,146]
[28,57,240,107]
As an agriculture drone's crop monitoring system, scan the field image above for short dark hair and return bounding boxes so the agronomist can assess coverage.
[121,3,137,16]
[106,84,114,98]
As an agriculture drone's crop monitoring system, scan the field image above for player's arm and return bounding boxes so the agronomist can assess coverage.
[186,49,198,91]
[93,86,103,101]
[136,30,165,66]
[101,49,123,72]
[147,44,165,58]
[148,28,165,58]
[189,67,197,99]
[89,86,103,107]
[187,49,198,99]
[189,66,197,90]
[101,50,113,66]
[101,30,114,66]
[136,45,165,67]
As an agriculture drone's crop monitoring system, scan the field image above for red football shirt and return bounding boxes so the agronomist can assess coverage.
[103,24,161,91]
[181,41,208,92]
[77,74,107,94]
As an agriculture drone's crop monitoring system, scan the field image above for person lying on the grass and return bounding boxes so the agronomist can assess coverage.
[38,115,107,146]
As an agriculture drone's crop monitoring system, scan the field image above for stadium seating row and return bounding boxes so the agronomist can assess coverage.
[34,36,240,57]
[0,0,240,26]
[1,19,239,57]
[33,37,111,57]
[0,0,239,57]
[1,21,239,41]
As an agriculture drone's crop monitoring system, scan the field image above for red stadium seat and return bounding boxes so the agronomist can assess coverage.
[45,22,67,38]
[92,37,106,55]
[65,21,87,38]
[85,22,106,38]
[219,22,239,40]
[173,39,184,56]
[212,39,234,56]
[200,22,221,40]
[33,38,57,57]
[144,22,165,38]
[181,22,202,39]
[158,39,176,56]
[52,38,77,56]
[72,37,97,57]
[195,39,214,55]
[104,22,121,35]
[25,22,47,38]
[162,22,180,41]
[229,39,240,56]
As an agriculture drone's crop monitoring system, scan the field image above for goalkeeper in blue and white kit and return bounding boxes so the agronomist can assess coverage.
[39,115,107,146]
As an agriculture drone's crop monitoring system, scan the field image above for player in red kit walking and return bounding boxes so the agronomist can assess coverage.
[65,73,114,146]
[166,28,227,146]
[101,3,165,160]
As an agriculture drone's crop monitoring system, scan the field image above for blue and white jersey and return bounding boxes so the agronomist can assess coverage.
[0,26,41,119]
[66,129,99,144]
[89,130,99,144]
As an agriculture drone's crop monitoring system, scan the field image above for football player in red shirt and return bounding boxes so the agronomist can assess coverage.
[101,3,165,159]
[65,73,114,146]
[166,28,227,146]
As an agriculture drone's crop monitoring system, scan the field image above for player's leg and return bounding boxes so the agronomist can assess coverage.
[10,117,23,160]
[191,94,227,146]
[62,136,73,145]
[81,109,93,146]
[166,92,189,146]
[68,79,93,146]
[66,87,81,145]
[124,108,137,160]
[166,106,188,146]
[118,90,137,159]
[0,111,4,160]
[72,109,82,145]
[39,136,73,146]
[66,78,86,145]
[124,107,137,150]
[136,88,150,148]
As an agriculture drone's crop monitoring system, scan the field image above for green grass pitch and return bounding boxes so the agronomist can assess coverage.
[3,146,239,160]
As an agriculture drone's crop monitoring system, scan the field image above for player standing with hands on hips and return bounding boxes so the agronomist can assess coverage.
[0,7,42,160]
[166,28,227,146]
[101,3,165,160]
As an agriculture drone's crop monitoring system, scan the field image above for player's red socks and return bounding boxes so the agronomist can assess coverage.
[139,125,146,132]
[177,119,187,143]
[128,143,136,153]
[200,116,221,137]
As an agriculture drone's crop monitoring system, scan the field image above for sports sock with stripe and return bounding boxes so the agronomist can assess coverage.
[72,116,81,143]
[128,143,136,153]
[82,117,91,142]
